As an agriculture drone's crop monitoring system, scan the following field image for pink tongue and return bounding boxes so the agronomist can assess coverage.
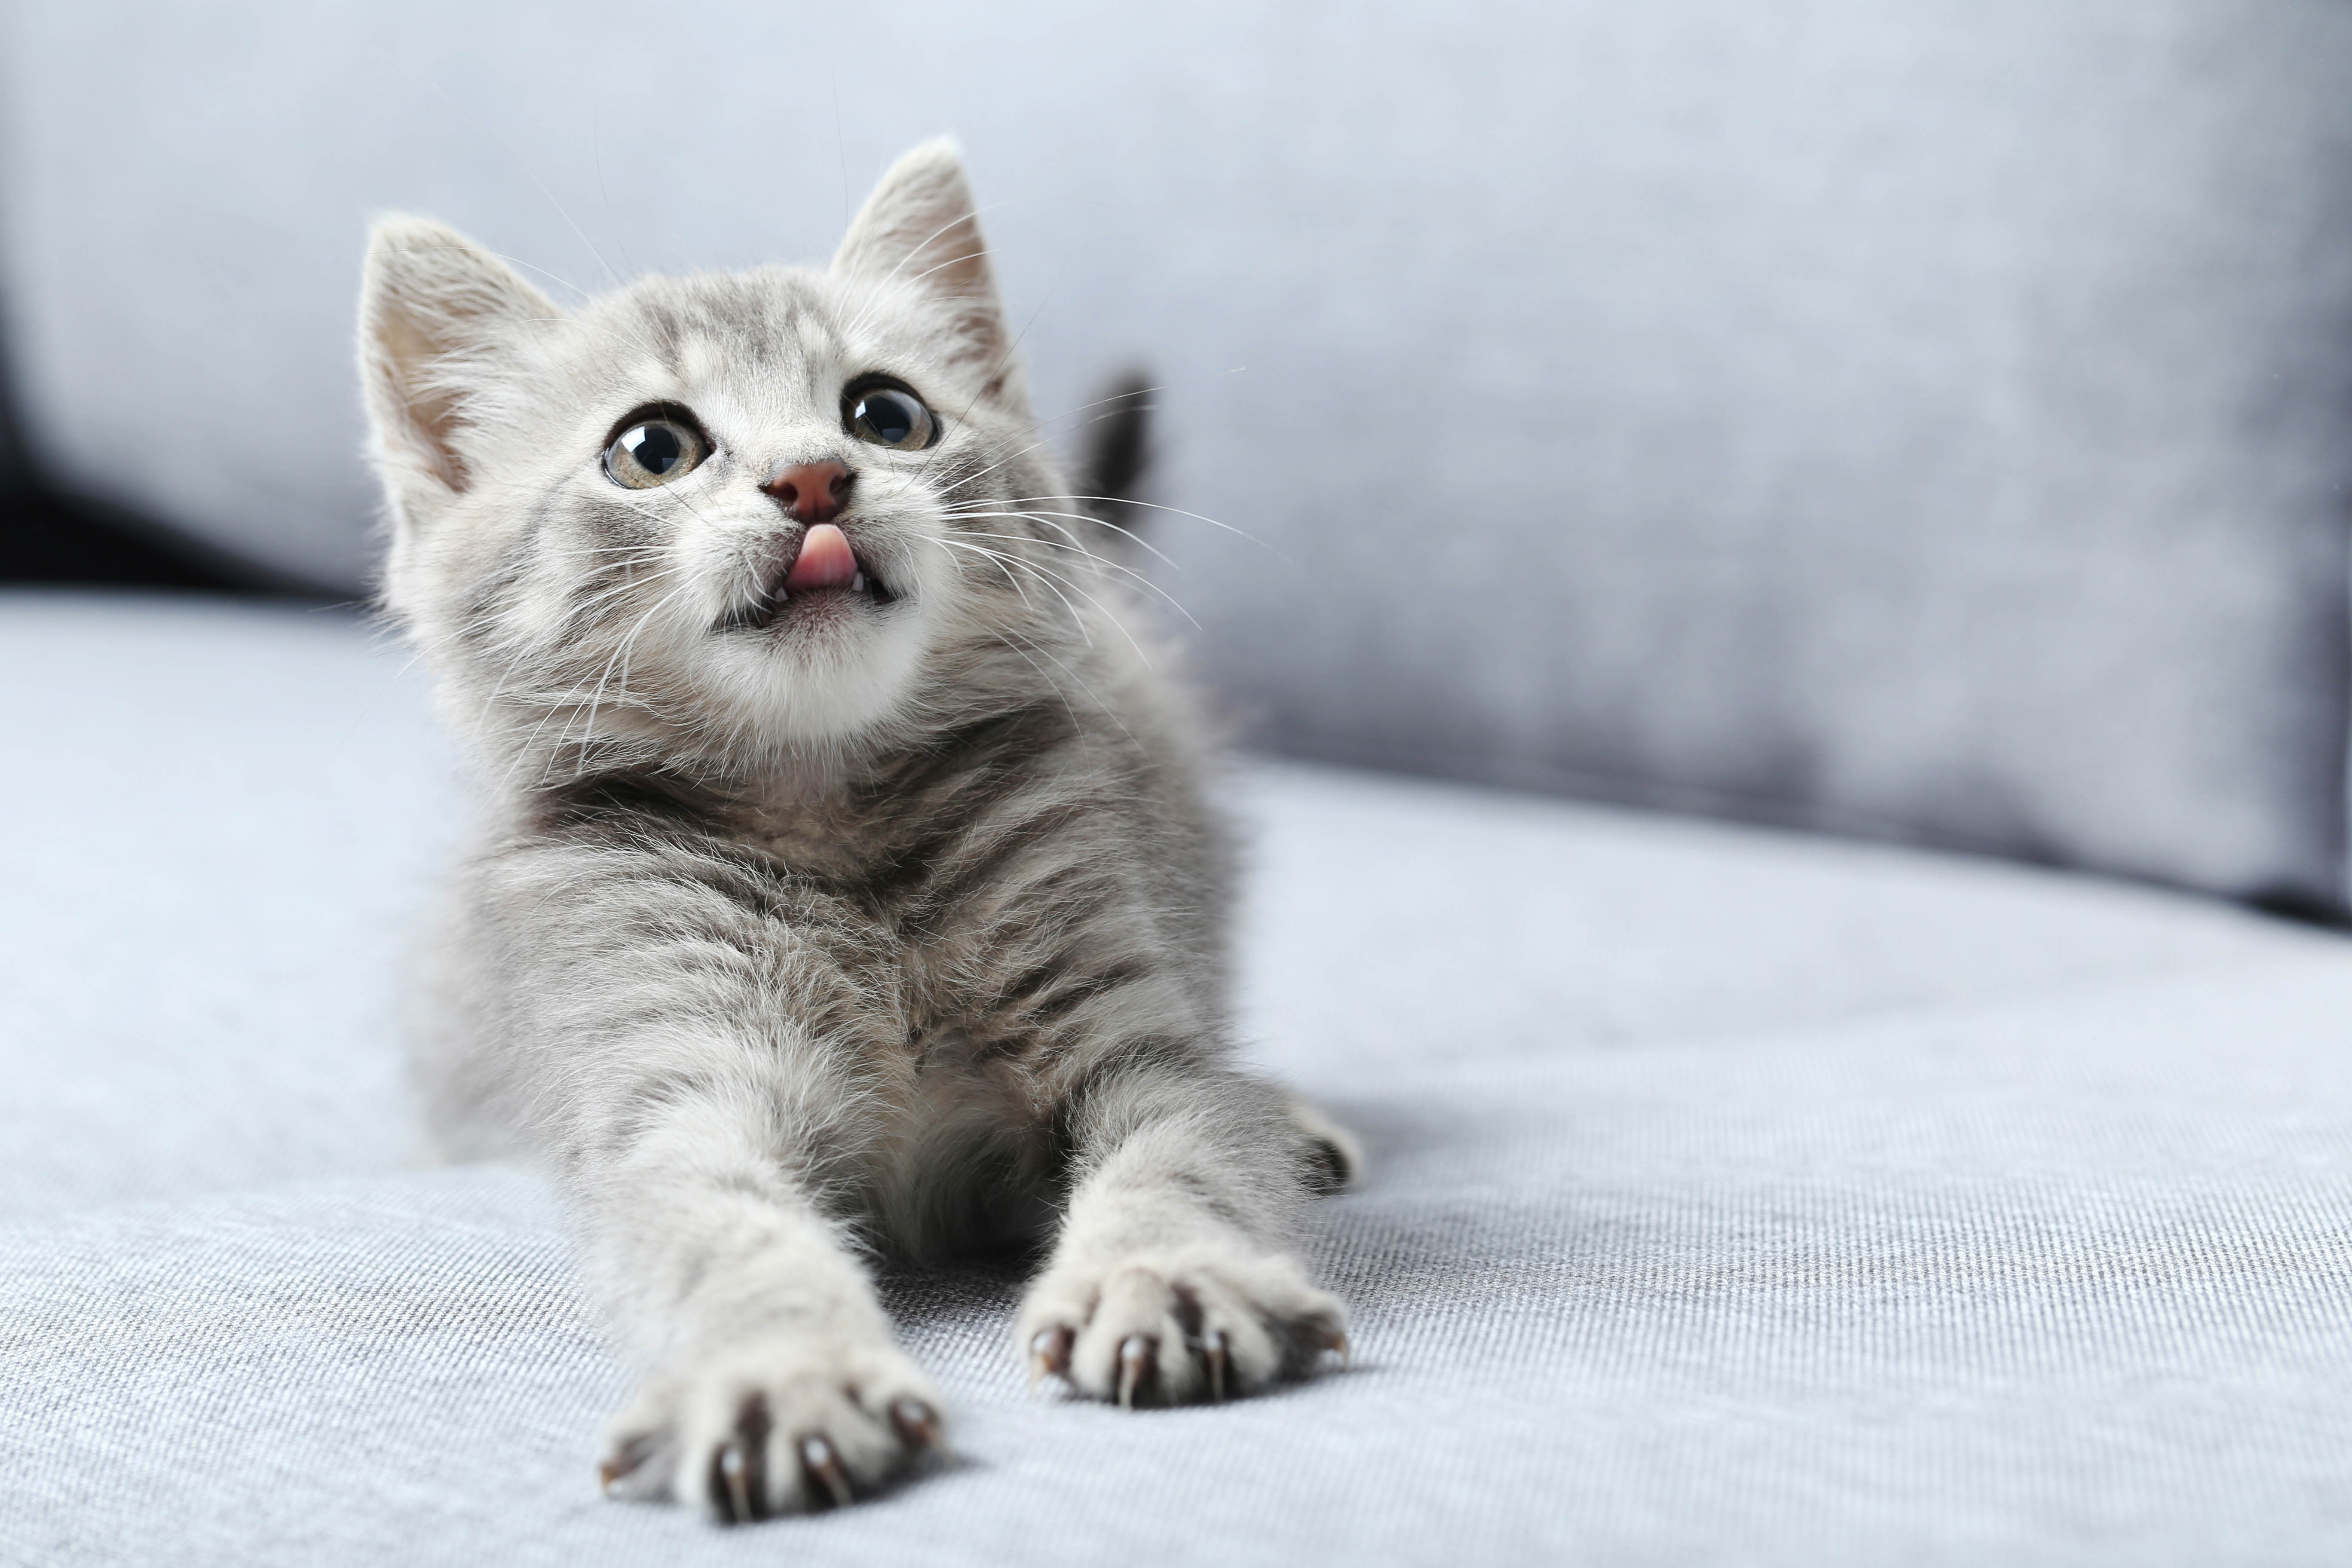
[782,523,860,592]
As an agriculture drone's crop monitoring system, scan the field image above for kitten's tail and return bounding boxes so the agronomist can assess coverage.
[1075,370,1154,554]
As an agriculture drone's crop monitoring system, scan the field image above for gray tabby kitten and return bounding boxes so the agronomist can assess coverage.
[357,140,1357,1523]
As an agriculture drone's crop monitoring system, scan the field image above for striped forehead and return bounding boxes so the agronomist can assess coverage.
[622,275,850,409]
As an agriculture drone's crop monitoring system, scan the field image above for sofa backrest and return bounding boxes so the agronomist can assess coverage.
[5,0,2349,908]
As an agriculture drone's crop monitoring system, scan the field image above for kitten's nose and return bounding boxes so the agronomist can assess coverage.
[763,460,853,525]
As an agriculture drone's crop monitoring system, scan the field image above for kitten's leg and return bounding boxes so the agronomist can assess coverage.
[1015,1063,1349,1406]
[580,1064,945,1520]
[467,845,944,1519]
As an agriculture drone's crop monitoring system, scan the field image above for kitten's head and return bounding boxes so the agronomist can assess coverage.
[360,139,1086,777]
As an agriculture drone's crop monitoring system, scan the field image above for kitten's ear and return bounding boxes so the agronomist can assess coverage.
[358,216,557,518]
[833,139,1015,390]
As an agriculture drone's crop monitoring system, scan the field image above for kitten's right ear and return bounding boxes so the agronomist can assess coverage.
[832,140,1016,392]
[358,217,556,520]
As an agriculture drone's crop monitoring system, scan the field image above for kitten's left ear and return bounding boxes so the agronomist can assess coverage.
[833,139,1019,399]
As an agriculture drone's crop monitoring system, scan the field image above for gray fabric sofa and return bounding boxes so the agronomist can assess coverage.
[10,595,2352,1565]
[7,3,2352,1563]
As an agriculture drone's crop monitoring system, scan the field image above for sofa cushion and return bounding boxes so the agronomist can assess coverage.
[12,940,2352,1565]
[9,591,2352,1562]
[5,2,2349,904]
[0,593,461,1216]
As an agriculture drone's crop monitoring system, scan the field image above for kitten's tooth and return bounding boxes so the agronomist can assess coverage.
[851,571,867,594]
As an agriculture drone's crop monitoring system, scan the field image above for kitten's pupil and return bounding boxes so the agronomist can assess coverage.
[848,386,934,450]
[626,424,683,475]
[859,395,913,445]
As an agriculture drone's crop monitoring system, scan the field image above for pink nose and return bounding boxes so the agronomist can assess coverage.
[763,460,852,524]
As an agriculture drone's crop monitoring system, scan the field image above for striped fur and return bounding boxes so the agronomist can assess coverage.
[358,140,1354,1522]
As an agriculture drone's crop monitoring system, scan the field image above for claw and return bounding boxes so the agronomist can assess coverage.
[890,1397,942,1450]
[801,1434,854,1510]
[1029,1326,1073,1389]
[598,1432,655,1496]
[1118,1334,1155,1410]
[1329,1329,1352,1369]
[714,1442,756,1525]
[737,1395,775,1522]
[1206,1330,1229,1403]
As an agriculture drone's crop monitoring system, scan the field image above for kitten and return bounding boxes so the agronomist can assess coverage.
[358,139,1357,1522]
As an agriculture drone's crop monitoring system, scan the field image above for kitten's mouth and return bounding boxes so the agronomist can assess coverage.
[721,522,896,633]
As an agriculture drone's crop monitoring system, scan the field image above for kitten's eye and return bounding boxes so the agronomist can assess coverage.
[603,418,707,489]
[846,386,936,450]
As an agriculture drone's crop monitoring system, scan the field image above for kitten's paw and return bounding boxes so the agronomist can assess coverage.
[1015,1244,1348,1408]
[597,1335,945,1523]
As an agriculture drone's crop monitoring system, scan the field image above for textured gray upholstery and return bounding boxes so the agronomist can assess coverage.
[6,2,2351,902]
[17,969,2352,1568]
[0,595,459,1217]
[8,593,2352,1565]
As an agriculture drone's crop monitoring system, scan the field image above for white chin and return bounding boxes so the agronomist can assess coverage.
[710,617,927,747]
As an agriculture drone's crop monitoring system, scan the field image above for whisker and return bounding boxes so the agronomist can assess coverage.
[994,496,1288,562]
[596,601,689,748]
[944,526,1199,628]
[938,538,1157,667]
[503,572,692,785]
[983,626,1086,735]
[941,505,1181,573]
[937,537,1041,617]
[989,624,1139,747]
[930,431,1072,503]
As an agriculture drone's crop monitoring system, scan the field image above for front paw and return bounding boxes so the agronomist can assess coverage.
[598,1334,945,1523]
[1016,1244,1348,1408]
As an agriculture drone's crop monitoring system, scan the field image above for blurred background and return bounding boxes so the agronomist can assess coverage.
[5,0,2351,911]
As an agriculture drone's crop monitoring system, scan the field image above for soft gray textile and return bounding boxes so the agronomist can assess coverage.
[8,591,2352,1563]
[5,3,2350,903]
[12,945,2352,1566]
[0,594,461,1215]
